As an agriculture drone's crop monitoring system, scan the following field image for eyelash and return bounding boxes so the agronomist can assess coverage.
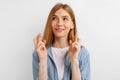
[52,17,68,21]
[52,17,56,20]
[63,18,68,21]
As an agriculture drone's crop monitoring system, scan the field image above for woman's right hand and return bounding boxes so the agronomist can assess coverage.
[34,33,48,62]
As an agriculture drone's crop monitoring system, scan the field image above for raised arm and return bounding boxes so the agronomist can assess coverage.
[33,33,48,80]
[69,34,82,80]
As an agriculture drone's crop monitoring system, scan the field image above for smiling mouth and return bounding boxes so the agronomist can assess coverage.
[55,28,64,32]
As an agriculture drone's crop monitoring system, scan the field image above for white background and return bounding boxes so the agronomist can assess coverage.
[0,0,120,80]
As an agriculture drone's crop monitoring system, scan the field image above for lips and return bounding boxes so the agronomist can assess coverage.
[55,28,64,32]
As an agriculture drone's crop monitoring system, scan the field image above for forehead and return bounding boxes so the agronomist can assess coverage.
[54,8,71,17]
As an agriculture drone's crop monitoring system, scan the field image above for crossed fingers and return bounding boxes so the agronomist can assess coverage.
[34,33,46,50]
[69,34,81,48]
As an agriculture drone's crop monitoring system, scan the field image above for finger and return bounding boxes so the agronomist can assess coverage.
[37,33,42,43]
[33,37,37,47]
[73,42,80,48]
[43,39,46,45]
[77,37,80,43]
[75,33,78,41]
[37,41,45,49]
[69,40,72,46]
[40,45,46,51]
[36,34,40,44]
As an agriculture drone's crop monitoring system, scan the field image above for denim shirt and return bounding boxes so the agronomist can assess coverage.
[32,45,90,80]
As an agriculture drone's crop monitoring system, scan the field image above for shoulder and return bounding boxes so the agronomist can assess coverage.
[78,46,90,60]
[45,45,52,50]
[81,46,89,55]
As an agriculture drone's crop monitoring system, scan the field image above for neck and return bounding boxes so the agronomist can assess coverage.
[52,37,69,48]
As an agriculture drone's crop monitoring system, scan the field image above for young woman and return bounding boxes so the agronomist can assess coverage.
[33,3,90,80]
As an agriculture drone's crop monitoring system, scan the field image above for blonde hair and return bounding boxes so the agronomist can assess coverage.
[42,3,77,46]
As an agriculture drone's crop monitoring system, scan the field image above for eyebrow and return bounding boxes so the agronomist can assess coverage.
[62,16,69,18]
[53,15,69,18]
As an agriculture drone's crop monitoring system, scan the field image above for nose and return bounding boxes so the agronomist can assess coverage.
[57,19,63,26]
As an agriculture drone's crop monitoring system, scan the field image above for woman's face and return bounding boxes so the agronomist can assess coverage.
[51,8,74,38]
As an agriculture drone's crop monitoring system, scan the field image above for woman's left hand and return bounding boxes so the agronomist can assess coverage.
[68,34,81,62]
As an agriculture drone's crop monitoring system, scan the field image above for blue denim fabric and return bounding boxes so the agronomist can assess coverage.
[32,45,90,80]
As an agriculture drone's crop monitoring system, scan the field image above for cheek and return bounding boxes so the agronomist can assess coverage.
[51,26,55,33]
[65,22,73,28]
[65,28,71,33]
[65,23,70,27]
[51,21,56,27]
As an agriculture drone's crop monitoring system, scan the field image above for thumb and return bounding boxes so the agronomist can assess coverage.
[43,39,46,45]
[69,40,72,46]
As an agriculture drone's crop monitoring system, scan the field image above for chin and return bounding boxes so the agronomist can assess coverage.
[54,33,68,38]
[54,34,64,38]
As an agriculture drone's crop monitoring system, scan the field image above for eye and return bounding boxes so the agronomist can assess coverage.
[63,17,68,21]
[52,16,56,20]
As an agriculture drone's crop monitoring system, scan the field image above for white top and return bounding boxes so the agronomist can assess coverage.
[51,47,69,80]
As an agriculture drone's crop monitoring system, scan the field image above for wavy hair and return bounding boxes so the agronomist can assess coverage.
[42,3,77,45]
